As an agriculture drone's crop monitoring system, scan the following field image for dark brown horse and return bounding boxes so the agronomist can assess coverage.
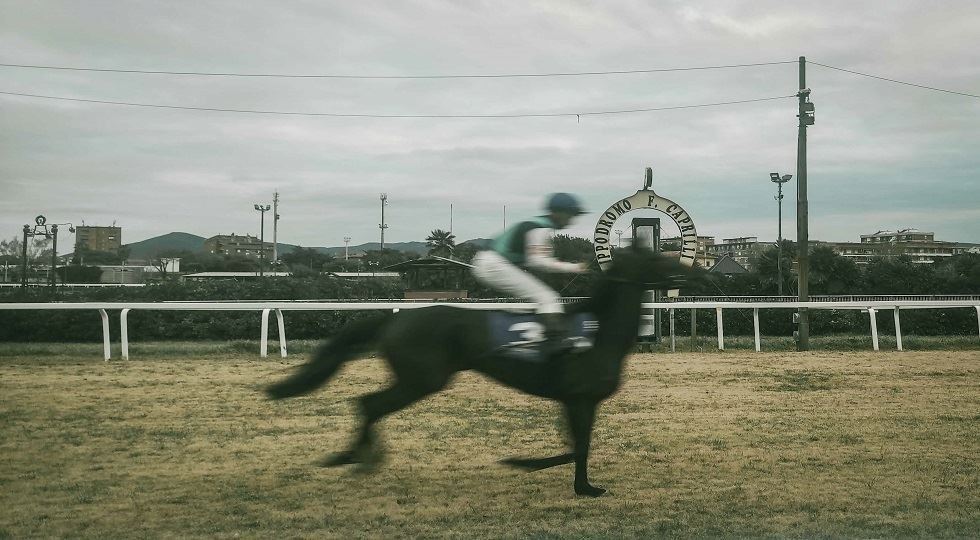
[266,247,696,496]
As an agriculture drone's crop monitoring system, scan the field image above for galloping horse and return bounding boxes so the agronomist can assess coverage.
[266,247,696,496]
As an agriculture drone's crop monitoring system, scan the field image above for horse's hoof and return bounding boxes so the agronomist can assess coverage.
[575,483,607,497]
[500,457,535,470]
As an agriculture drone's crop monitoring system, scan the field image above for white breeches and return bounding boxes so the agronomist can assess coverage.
[471,251,563,314]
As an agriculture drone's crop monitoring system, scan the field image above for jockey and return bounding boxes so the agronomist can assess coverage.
[471,192,588,344]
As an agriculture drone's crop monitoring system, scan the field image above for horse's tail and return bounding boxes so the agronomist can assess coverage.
[265,312,391,400]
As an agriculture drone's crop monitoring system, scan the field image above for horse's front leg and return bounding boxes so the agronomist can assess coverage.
[565,399,606,497]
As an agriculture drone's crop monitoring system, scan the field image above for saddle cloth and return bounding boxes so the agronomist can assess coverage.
[487,311,599,361]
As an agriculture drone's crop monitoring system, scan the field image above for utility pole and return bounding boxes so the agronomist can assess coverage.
[254,204,271,276]
[21,225,29,287]
[272,191,280,267]
[503,205,507,230]
[450,203,453,235]
[50,224,58,288]
[379,193,389,252]
[344,236,351,260]
[796,56,815,350]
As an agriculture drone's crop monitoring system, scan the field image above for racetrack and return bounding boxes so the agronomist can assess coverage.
[1,349,977,538]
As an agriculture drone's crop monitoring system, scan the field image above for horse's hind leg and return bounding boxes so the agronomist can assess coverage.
[323,375,447,469]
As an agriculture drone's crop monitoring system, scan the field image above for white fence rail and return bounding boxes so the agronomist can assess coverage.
[1,300,978,360]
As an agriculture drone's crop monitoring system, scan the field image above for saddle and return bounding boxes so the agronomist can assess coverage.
[487,311,599,362]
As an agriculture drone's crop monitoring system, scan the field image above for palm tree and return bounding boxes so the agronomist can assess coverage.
[425,229,456,257]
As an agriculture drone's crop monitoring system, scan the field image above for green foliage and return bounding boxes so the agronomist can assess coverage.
[56,265,103,283]
[0,276,405,342]
[279,246,334,272]
[451,243,479,264]
[425,229,456,257]
[71,245,125,265]
[553,234,595,265]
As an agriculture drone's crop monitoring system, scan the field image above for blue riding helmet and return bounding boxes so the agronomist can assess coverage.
[545,192,586,215]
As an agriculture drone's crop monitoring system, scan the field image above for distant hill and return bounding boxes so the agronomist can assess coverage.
[461,238,492,249]
[121,233,488,260]
[124,232,207,259]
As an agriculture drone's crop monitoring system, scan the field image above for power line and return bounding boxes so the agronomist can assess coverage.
[810,61,980,99]
[0,90,796,118]
[0,60,796,79]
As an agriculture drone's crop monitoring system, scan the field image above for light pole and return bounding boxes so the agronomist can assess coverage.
[770,172,792,296]
[614,229,623,248]
[344,236,351,260]
[254,204,271,276]
[272,191,280,267]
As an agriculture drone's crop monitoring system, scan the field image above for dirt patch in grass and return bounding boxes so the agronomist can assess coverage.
[0,349,978,538]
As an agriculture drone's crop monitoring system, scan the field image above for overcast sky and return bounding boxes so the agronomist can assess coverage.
[2,1,978,250]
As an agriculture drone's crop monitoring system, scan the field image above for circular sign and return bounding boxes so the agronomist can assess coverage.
[35,215,46,226]
[593,189,698,271]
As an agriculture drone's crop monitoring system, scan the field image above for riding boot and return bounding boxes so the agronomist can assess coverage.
[540,312,569,358]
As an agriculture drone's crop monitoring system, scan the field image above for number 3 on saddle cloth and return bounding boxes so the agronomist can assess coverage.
[487,312,599,362]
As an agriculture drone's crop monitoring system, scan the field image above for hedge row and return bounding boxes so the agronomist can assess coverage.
[1,276,977,342]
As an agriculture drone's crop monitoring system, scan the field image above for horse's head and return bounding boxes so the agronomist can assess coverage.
[604,245,701,290]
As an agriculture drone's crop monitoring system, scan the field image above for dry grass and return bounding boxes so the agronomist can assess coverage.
[0,348,978,538]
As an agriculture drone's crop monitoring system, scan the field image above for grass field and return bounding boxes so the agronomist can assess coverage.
[1,345,978,538]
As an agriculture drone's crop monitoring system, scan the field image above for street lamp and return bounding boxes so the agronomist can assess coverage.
[343,236,351,260]
[254,204,271,276]
[770,172,793,295]
[614,229,623,248]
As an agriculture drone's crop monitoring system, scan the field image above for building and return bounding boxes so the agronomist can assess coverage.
[705,236,767,270]
[828,228,976,264]
[708,254,749,275]
[662,235,716,267]
[383,257,471,299]
[204,234,271,258]
[74,226,122,253]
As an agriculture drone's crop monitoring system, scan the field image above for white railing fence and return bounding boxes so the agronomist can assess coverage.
[1,300,978,361]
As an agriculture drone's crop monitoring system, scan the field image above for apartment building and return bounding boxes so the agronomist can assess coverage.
[204,234,271,258]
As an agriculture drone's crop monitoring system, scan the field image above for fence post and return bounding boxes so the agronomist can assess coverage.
[121,308,131,360]
[690,308,697,351]
[868,308,879,351]
[893,307,903,351]
[260,308,271,358]
[753,308,761,352]
[275,309,287,358]
[716,307,724,350]
[98,309,111,361]
[669,308,675,352]
[975,306,980,342]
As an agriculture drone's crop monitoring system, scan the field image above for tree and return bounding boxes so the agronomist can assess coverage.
[553,234,595,265]
[71,244,125,265]
[451,242,480,264]
[808,245,861,294]
[425,229,456,257]
[754,240,797,295]
[863,255,934,294]
[150,249,183,280]
[1,235,53,280]
[280,246,334,273]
